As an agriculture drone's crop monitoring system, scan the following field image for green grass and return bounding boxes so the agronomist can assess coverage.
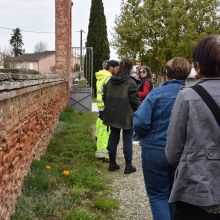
[95,198,119,212]
[11,108,118,220]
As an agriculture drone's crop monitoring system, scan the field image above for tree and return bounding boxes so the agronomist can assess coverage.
[0,46,13,68]
[34,41,48,53]
[112,0,144,62]
[86,0,110,94]
[10,28,24,57]
[113,0,220,73]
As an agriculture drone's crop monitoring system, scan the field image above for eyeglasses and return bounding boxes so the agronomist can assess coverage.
[140,71,146,73]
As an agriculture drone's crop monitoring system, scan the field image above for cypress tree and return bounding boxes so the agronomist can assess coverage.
[10,28,24,57]
[86,0,110,95]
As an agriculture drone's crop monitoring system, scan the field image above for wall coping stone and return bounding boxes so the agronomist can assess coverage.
[0,73,68,91]
[0,73,68,102]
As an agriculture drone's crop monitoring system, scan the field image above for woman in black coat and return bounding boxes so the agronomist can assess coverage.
[103,58,140,174]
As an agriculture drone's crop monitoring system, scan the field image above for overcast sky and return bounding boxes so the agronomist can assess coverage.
[0,0,122,59]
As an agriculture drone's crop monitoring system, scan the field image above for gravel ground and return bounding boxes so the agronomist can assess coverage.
[92,106,152,219]
[105,141,153,220]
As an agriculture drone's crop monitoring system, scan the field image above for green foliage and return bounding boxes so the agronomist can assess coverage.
[0,68,40,74]
[95,198,119,212]
[12,108,117,220]
[73,63,80,72]
[86,0,110,94]
[9,28,24,57]
[112,0,220,73]
[64,210,100,220]
[112,0,144,61]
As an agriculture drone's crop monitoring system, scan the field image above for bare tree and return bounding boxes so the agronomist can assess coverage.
[34,41,48,53]
[0,46,13,68]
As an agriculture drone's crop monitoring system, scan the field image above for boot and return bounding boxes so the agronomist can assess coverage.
[124,158,136,174]
[108,155,120,172]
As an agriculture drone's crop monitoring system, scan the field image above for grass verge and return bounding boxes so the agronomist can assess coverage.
[12,108,118,220]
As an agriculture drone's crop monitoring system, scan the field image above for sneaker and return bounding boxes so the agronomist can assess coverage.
[124,164,136,174]
[108,163,120,172]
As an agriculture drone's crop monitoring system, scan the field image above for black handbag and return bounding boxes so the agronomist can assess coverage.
[192,84,220,127]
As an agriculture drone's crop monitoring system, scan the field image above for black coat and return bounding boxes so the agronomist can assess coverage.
[103,76,140,129]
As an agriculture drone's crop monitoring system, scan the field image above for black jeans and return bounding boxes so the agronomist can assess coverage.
[173,201,220,220]
[107,127,133,161]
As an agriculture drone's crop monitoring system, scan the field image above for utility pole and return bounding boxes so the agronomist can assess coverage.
[80,29,84,72]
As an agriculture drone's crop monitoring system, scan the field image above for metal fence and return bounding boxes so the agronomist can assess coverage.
[70,47,93,111]
[72,47,93,88]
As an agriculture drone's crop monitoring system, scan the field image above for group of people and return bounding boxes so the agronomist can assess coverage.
[95,34,220,220]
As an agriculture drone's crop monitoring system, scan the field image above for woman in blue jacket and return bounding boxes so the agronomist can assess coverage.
[133,57,191,220]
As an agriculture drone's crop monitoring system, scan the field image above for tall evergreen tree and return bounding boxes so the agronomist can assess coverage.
[10,28,24,57]
[86,0,110,94]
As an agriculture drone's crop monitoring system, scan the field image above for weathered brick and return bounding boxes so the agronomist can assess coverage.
[0,78,68,219]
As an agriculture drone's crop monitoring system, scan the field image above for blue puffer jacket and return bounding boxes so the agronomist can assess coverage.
[133,80,184,149]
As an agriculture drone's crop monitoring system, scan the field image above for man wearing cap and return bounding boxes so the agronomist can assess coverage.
[95,60,119,160]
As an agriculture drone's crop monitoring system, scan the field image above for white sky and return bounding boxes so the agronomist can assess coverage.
[0,0,122,59]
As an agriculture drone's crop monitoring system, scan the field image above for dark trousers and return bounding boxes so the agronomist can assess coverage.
[173,201,220,220]
[107,127,133,161]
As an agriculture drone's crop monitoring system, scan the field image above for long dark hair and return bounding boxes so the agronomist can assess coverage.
[116,58,133,77]
[138,66,152,79]
[193,34,220,77]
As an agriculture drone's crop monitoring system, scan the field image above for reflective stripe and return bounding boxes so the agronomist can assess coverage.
[96,100,104,104]
[96,91,103,95]
[98,107,104,111]
[96,149,108,153]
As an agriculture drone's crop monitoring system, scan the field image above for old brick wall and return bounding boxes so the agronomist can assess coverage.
[0,73,68,219]
[55,0,72,77]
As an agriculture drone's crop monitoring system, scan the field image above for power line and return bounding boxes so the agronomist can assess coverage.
[0,26,83,34]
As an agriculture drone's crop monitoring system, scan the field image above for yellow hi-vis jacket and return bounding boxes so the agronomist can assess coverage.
[95,69,111,159]
[95,69,112,111]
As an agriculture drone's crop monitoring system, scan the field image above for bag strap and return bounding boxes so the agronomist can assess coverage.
[192,84,220,127]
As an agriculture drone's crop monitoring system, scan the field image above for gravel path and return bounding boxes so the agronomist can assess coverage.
[92,106,152,219]
[106,142,153,220]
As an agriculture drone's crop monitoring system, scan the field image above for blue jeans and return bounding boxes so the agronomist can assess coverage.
[142,146,175,220]
[107,127,133,160]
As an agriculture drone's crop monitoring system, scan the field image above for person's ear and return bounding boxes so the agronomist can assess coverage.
[195,62,203,77]
[109,66,113,73]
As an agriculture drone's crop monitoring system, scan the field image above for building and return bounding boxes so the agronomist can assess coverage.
[8,51,81,74]
[8,51,56,73]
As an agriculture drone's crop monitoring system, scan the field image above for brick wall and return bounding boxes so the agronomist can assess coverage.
[55,0,72,77]
[0,73,68,219]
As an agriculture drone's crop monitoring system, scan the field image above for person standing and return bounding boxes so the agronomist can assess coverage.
[133,57,191,220]
[103,58,140,174]
[137,66,153,101]
[166,35,220,220]
[95,60,119,160]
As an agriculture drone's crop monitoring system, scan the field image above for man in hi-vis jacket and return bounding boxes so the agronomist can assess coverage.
[95,60,119,160]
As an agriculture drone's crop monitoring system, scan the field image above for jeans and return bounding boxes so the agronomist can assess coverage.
[142,146,175,220]
[107,127,133,160]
